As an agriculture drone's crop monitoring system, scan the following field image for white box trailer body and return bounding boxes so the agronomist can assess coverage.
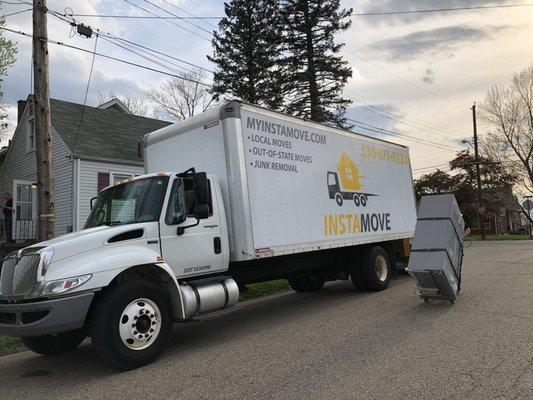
[145,101,417,262]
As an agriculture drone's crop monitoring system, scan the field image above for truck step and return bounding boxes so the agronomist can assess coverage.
[191,306,242,322]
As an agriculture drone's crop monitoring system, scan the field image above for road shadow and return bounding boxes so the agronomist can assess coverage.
[0,275,452,385]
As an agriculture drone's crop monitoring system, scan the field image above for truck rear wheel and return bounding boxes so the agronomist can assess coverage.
[90,281,173,370]
[361,246,390,291]
[22,329,86,355]
[288,274,325,293]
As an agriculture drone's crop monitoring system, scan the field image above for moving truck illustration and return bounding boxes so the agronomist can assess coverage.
[327,152,377,207]
[0,102,416,370]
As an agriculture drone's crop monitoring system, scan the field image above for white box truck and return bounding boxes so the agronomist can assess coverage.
[0,102,417,369]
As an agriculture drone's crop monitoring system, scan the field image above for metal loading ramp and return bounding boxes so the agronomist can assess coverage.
[407,194,465,304]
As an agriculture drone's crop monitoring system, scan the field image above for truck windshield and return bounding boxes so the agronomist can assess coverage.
[85,176,169,228]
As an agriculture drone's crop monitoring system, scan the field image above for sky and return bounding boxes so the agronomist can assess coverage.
[1,0,533,181]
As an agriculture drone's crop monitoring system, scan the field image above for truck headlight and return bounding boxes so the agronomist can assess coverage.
[40,274,92,296]
[39,247,55,275]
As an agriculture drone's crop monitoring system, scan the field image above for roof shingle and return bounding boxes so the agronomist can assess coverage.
[50,98,172,164]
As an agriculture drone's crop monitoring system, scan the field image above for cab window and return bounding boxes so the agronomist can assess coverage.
[165,177,213,225]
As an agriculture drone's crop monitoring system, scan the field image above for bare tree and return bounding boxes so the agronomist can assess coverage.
[97,91,152,117]
[480,65,533,193]
[147,68,214,121]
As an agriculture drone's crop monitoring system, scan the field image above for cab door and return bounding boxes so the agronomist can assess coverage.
[158,176,226,278]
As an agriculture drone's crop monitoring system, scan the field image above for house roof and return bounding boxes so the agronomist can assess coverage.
[49,98,172,165]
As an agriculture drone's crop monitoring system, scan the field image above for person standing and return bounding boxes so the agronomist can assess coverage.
[2,193,14,242]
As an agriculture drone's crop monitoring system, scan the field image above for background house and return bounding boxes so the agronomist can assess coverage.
[470,192,528,235]
[0,96,171,241]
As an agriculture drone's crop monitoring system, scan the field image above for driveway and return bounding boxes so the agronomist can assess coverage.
[0,241,532,399]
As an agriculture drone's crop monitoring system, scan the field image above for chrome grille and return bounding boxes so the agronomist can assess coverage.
[0,254,41,298]
[12,255,41,296]
[0,257,16,297]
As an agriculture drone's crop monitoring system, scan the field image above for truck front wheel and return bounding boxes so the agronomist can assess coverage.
[90,281,173,370]
[22,329,86,355]
[361,246,391,291]
[288,274,325,293]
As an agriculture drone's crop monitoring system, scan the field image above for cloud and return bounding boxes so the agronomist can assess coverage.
[422,68,434,84]
[369,25,507,61]
[357,0,513,25]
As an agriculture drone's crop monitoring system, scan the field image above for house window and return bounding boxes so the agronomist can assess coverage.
[27,117,36,152]
[16,183,34,220]
[112,173,134,186]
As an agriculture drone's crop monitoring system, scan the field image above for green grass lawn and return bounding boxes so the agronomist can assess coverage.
[0,280,290,355]
[469,234,532,241]
[0,336,21,355]
[239,279,290,301]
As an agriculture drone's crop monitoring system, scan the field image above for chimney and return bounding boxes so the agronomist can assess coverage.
[17,100,27,123]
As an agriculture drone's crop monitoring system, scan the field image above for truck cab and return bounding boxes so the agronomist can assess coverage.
[0,169,239,369]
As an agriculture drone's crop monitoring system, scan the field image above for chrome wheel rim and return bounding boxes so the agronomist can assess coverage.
[375,255,388,282]
[119,298,161,351]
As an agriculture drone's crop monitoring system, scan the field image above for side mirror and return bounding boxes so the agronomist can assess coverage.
[194,172,209,206]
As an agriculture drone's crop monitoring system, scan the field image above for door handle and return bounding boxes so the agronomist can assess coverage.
[214,237,221,254]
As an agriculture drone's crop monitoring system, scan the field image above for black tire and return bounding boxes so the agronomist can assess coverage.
[335,193,343,206]
[22,329,86,355]
[288,274,325,293]
[360,195,367,207]
[90,281,173,370]
[353,194,360,207]
[361,246,391,291]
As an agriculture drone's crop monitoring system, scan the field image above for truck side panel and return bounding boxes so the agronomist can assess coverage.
[239,105,417,258]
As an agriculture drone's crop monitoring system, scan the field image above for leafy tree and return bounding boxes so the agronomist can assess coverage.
[280,0,353,127]
[449,150,518,216]
[0,12,17,142]
[414,150,520,225]
[414,169,458,200]
[207,0,283,109]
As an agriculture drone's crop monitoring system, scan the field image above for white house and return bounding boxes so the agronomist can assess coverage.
[0,96,171,241]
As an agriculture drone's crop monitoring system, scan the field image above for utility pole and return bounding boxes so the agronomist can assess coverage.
[33,0,55,241]
[472,103,485,240]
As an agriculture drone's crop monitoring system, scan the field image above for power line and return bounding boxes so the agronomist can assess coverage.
[141,0,214,35]
[73,33,99,152]
[2,8,32,17]
[0,26,214,87]
[100,35,188,75]
[354,3,533,16]
[157,0,218,30]
[47,9,215,75]
[344,49,465,108]
[347,118,460,152]
[344,90,467,146]
[122,0,211,41]
[344,87,466,138]
[412,158,521,173]
[64,14,223,20]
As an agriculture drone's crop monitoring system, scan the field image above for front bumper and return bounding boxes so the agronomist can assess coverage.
[0,292,94,337]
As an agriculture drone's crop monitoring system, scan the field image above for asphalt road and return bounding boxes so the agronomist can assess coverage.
[0,241,532,399]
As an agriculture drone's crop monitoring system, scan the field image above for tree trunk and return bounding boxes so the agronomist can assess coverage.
[303,1,319,121]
